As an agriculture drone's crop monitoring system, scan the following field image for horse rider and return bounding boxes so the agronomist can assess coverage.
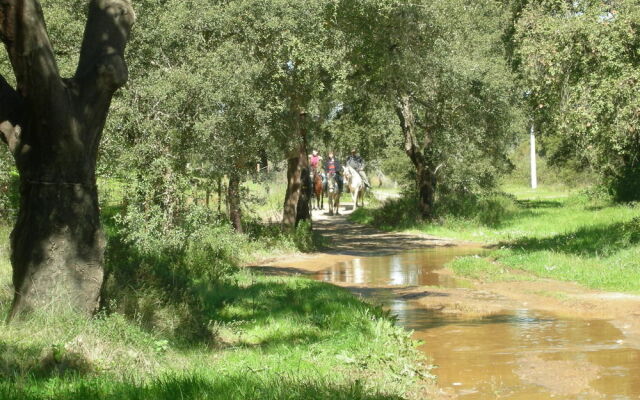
[309,150,324,175]
[324,151,343,192]
[346,148,371,188]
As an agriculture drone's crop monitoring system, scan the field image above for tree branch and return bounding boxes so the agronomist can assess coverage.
[0,0,63,101]
[395,94,423,157]
[0,74,23,155]
[75,0,135,94]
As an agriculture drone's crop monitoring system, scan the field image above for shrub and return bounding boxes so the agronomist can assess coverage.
[437,191,519,227]
[608,164,640,202]
[353,190,520,229]
[0,167,19,220]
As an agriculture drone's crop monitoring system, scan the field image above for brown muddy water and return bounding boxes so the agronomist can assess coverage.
[314,247,640,399]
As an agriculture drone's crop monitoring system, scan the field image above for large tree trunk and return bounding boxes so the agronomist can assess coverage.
[395,94,436,219]
[282,144,304,230]
[282,109,311,231]
[228,172,242,233]
[296,161,311,224]
[0,0,135,319]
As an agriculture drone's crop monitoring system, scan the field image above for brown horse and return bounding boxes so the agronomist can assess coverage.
[312,170,324,210]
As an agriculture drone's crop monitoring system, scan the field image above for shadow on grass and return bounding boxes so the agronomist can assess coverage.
[198,277,379,335]
[0,373,405,400]
[0,340,93,381]
[507,219,640,257]
[515,199,563,209]
[99,214,386,350]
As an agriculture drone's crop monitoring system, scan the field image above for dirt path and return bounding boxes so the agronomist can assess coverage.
[259,203,640,335]
[252,202,640,398]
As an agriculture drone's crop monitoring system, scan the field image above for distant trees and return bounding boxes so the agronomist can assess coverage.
[333,0,521,218]
[511,0,640,200]
[0,0,134,318]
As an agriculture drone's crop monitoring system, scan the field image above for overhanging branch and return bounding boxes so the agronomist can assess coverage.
[75,0,135,93]
[0,0,63,102]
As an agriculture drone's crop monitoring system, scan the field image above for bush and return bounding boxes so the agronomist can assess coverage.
[352,190,520,229]
[0,167,19,220]
[608,164,640,202]
[350,193,424,230]
[292,220,317,252]
[436,191,519,227]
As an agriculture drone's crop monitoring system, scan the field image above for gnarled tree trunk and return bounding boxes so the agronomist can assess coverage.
[0,0,135,319]
[282,142,309,230]
[296,162,311,224]
[395,94,436,219]
[282,110,311,231]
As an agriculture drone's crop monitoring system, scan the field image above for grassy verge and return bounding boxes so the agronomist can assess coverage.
[0,223,428,400]
[351,187,640,293]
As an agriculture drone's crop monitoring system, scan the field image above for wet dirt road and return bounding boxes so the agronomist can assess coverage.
[257,203,640,399]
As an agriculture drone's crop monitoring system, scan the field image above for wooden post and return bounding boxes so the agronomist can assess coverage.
[530,123,537,189]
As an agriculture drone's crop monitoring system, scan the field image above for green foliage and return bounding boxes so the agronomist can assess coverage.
[0,163,18,220]
[514,0,640,200]
[378,147,413,187]
[350,195,423,230]
[292,220,317,252]
[505,139,597,188]
[332,0,523,199]
[352,191,520,229]
[440,193,520,228]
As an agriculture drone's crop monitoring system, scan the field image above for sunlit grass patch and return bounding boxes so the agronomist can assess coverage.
[448,256,535,283]
[355,186,640,292]
[0,245,427,400]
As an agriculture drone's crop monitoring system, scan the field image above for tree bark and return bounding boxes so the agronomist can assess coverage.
[395,94,436,219]
[295,152,311,225]
[282,108,311,231]
[0,0,135,320]
[282,145,303,230]
[228,171,242,233]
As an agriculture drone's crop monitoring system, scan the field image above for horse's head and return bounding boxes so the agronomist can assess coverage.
[343,166,352,181]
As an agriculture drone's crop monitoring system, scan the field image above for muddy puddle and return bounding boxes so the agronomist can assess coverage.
[314,247,640,399]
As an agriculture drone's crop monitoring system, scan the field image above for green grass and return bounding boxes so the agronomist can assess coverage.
[0,223,428,400]
[448,255,535,283]
[352,186,640,293]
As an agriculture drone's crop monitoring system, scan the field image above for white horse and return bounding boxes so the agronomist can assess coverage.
[343,165,366,209]
[326,173,341,216]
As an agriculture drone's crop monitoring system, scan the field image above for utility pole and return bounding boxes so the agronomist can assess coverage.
[530,123,538,189]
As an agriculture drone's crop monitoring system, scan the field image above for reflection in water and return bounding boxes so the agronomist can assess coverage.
[315,247,482,287]
[314,247,640,399]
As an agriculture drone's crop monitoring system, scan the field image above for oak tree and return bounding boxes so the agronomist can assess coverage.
[0,0,134,319]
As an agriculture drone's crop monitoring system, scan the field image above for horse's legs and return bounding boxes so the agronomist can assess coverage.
[352,188,359,210]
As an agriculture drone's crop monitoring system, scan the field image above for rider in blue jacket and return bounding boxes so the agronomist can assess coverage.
[324,151,343,192]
